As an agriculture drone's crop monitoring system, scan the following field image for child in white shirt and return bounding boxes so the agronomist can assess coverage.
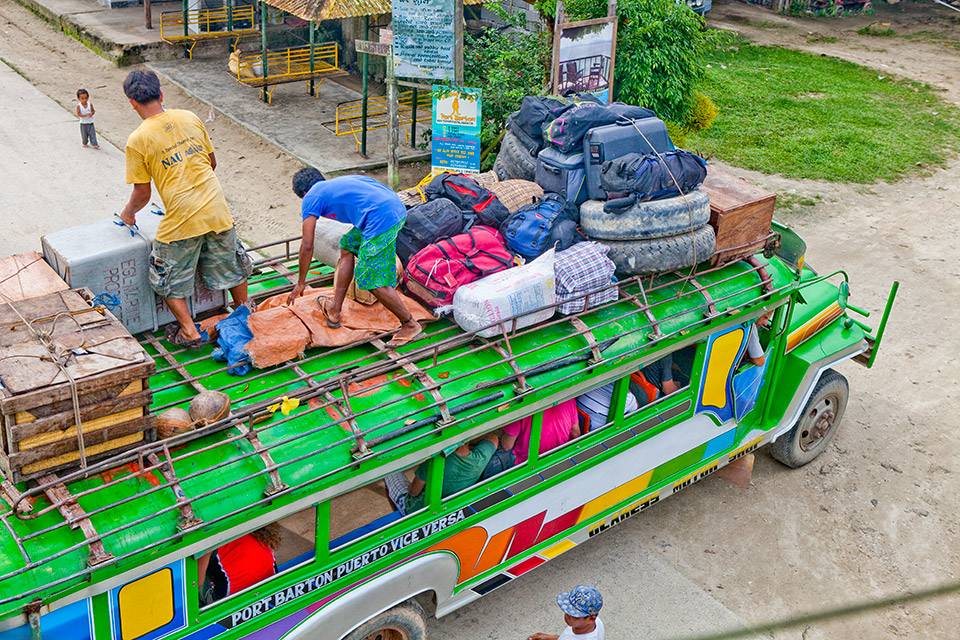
[527,585,605,640]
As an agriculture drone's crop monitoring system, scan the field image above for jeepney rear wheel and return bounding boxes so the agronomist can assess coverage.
[342,599,426,640]
[770,369,849,468]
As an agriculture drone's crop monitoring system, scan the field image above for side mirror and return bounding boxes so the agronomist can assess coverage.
[838,281,850,310]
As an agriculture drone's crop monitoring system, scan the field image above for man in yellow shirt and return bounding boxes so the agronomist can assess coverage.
[119,70,253,350]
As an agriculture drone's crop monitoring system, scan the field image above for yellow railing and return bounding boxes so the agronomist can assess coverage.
[159,5,257,43]
[322,90,433,151]
[236,43,343,88]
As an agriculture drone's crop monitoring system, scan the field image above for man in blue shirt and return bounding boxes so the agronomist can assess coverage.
[288,168,422,346]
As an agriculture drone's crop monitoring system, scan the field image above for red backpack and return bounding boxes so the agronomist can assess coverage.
[404,226,514,308]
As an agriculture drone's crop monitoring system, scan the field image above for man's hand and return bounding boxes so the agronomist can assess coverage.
[120,210,137,227]
[527,634,558,640]
[286,282,306,306]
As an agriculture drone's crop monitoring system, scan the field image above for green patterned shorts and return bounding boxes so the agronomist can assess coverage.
[339,220,402,291]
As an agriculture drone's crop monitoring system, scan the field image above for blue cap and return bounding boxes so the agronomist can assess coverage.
[557,585,603,617]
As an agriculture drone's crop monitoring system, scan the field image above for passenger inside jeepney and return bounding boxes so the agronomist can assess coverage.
[198,524,281,604]
[384,433,498,515]
[576,383,639,433]
[631,355,679,408]
[480,399,580,480]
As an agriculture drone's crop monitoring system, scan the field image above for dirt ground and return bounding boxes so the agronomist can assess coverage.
[2,0,960,636]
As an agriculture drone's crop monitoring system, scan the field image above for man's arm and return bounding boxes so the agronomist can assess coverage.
[527,634,559,640]
[208,152,217,171]
[196,551,213,597]
[286,217,317,305]
[407,476,426,498]
[120,183,152,226]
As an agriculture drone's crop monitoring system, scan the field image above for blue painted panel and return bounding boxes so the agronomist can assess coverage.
[0,599,92,640]
[733,357,769,422]
[703,428,737,459]
[108,560,187,640]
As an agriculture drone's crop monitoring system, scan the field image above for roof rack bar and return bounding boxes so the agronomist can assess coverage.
[672,273,717,318]
[146,452,203,530]
[566,317,603,364]
[1,514,30,565]
[38,473,114,567]
[320,390,370,457]
[13,263,781,526]
[484,341,531,394]
[236,422,288,496]
[4,282,794,584]
[144,334,208,395]
[372,339,453,425]
[1,480,31,515]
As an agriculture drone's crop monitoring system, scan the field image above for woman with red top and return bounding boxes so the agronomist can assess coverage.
[198,524,281,603]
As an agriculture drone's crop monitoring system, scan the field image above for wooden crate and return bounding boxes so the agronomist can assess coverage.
[700,167,776,266]
[0,252,69,302]
[0,288,156,483]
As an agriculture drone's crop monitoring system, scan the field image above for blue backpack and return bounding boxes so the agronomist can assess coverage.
[499,193,582,260]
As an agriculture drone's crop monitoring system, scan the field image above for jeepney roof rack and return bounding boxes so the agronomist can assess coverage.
[0,236,789,607]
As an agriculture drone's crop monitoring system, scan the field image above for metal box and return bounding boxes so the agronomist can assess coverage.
[583,117,672,201]
[41,213,227,335]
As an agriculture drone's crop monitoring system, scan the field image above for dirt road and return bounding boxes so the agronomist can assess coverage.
[1,0,958,636]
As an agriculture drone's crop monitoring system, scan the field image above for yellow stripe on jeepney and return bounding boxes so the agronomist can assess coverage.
[702,328,745,409]
[786,301,843,353]
[577,471,653,524]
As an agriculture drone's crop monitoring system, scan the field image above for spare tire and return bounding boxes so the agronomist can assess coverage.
[580,190,711,241]
[500,131,537,180]
[601,225,716,276]
[506,114,542,155]
[493,154,510,181]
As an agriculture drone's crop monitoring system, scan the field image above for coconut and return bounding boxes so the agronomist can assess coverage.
[157,407,193,439]
[189,391,231,426]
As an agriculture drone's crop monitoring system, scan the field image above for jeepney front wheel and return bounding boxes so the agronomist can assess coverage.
[770,369,849,468]
[342,599,426,640]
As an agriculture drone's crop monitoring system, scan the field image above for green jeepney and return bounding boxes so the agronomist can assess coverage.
[0,223,896,640]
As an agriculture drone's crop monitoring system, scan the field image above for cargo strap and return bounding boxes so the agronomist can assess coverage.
[372,339,453,424]
[38,473,113,566]
[321,389,371,458]
[147,452,203,530]
[673,273,717,318]
[484,341,531,394]
[236,422,288,496]
[567,317,603,364]
[745,257,774,294]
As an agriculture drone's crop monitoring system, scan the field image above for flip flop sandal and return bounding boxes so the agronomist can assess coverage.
[386,331,424,348]
[164,324,210,351]
[317,296,341,328]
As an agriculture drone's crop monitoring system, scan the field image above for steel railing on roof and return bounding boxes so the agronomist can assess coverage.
[0,241,788,606]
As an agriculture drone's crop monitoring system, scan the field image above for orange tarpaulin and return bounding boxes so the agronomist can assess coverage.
[246,288,435,368]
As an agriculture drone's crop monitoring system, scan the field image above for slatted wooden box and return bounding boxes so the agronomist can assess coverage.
[0,288,156,483]
[700,167,777,266]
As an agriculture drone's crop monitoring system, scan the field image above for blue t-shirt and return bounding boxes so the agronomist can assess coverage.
[301,175,406,239]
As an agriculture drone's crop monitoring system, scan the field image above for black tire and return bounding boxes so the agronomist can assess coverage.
[506,114,541,156]
[600,225,716,275]
[770,369,849,468]
[579,190,711,241]
[492,154,510,182]
[342,599,426,640]
[500,131,537,180]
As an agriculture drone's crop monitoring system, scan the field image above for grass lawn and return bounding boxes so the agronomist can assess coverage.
[688,45,960,182]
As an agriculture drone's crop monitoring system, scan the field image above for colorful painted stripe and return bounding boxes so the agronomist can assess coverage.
[786,301,843,353]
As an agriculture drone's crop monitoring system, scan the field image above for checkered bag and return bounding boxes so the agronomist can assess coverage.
[554,241,618,315]
[488,179,545,213]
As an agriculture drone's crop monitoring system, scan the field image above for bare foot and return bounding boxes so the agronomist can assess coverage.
[82,144,88,148]
[93,145,100,149]
[387,319,423,347]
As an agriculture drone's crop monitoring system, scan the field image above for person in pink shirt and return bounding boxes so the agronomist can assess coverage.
[481,399,580,479]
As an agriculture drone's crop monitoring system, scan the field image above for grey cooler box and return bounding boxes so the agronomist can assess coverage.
[584,117,673,201]
[535,147,588,205]
[41,212,228,335]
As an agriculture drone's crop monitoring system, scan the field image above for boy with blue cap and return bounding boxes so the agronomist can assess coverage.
[528,585,605,640]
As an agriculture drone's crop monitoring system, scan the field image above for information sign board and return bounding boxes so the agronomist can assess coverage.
[355,40,392,57]
[431,87,482,173]
[391,0,456,80]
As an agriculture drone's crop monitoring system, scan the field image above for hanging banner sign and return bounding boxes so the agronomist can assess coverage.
[431,86,482,174]
[355,40,392,57]
[391,0,456,80]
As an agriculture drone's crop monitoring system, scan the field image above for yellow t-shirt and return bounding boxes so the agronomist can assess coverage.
[125,109,233,243]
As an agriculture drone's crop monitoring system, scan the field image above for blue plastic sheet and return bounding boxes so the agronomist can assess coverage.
[211,305,253,376]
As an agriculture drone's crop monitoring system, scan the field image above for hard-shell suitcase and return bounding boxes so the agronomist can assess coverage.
[535,147,588,205]
[583,117,672,201]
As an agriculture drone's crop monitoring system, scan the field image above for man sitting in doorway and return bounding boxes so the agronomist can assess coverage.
[120,70,253,350]
[385,434,498,515]
[289,168,422,347]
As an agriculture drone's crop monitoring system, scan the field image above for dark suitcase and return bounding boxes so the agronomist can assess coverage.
[584,118,673,201]
[535,147,588,206]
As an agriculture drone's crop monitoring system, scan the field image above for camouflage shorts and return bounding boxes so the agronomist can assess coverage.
[149,227,254,299]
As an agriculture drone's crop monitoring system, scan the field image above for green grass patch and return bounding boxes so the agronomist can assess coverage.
[752,20,790,29]
[807,35,837,43]
[857,24,896,37]
[689,45,960,182]
[903,30,960,51]
[777,192,822,212]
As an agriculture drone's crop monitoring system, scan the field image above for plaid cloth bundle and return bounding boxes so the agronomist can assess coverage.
[555,241,618,315]
[488,179,544,213]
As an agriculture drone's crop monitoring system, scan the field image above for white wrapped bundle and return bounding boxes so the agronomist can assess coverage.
[452,249,556,338]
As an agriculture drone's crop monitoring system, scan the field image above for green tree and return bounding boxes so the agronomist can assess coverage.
[566,0,720,126]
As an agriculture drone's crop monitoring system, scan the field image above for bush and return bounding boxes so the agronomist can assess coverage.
[688,92,718,131]
[464,9,552,158]
[565,0,723,125]
[665,120,688,147]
